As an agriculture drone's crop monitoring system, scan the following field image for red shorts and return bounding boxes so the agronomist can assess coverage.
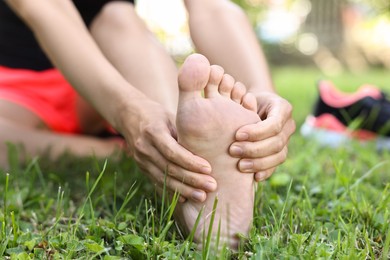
[0,66,81,133]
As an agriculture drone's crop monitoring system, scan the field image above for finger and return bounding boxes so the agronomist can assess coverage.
[133,141,205,201]
[235,116,285,142]
[254,167,276,182]
[166,162,217,192]
[138,139,217,192]
[161,176,207,202]
[234,119,296,154]
[257,94,293,122]
[237,147,288,173]
[235,101,294,142]
[229,131,287,158]
[152,131,212,174]
[134,134,216,197]
[145,162,208,203]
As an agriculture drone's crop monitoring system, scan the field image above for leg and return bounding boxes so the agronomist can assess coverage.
[174,54,259,249]
[184,0,274,92]
[0,100,122,170]
[90,2,178,114]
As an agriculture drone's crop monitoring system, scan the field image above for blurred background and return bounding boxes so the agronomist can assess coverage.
[136,0,390,75]
[135,0,390,125]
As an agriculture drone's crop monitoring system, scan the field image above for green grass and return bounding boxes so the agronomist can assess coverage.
[1,66,390,259]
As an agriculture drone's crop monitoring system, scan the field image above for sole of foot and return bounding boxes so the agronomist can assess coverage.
[174,54,259,250]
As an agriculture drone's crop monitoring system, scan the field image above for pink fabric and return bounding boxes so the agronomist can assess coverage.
[0,66,81,133]
[319,80,382,108]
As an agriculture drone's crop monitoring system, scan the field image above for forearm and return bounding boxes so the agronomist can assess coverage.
[5,0,147,132]
[185,0,274,94]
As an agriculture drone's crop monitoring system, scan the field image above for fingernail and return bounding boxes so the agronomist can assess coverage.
[230,145,243,156]
[237,132,249,141]
[239,160,253,171]
[201,166,212,174]
[192,190,205,202]
[204,181,217,192]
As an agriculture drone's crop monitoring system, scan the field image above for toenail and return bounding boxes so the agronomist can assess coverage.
[239,160,253,171]
[192,190,205,202]
[230,145,243,156]
[204,181,217,192]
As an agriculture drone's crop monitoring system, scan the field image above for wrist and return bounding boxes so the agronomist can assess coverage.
[92,76,149,136]
[113,93,149,135]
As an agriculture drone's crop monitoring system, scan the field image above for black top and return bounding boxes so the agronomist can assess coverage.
[0,0,134,71]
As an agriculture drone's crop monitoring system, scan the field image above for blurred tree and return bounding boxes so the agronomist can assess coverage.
[231,0,267,25]
[231,0,389,71]
[304,0,345,53]
[358,0,390,14]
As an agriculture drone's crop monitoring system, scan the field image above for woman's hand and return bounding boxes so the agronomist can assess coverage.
[229,92,296,181]
[120,99,217,203]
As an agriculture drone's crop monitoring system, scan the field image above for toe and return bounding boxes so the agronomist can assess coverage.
[204,65,224,98]
[178,54,211,94]
[242,93,258,113]
[219,74,235,98]
[231,82,246,104]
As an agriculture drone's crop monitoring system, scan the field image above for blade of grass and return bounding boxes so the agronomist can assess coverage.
[203,195,219,260]
[341,161,389,199]
[166,190,180,222]
[85,171,95,222]
[55,186,64,220]
[114,182,138,223]
[159,168,169,232]
[30,158,46,192]
[113,172,117,217]
[278,179,293,229]
[2,173,9,240]
[80,160,108,217]
[178,206,205,257]
[215,218,222,258]
[11,211,18,246]
[0,235,9,256]
[382,227,390,260]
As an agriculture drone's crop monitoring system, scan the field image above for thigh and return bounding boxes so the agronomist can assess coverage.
[0,99,48,129]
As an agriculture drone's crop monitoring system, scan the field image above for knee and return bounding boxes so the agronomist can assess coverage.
[91,1,138,30]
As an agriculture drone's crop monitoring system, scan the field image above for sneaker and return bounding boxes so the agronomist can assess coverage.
[300,80,390,149]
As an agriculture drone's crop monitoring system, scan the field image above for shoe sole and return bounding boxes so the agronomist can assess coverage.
[300,115,390,150]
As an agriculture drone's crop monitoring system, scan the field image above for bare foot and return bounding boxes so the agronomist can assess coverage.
[175,54,259,249]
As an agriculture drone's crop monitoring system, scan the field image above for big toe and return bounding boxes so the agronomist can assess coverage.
[178,54,211,97]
